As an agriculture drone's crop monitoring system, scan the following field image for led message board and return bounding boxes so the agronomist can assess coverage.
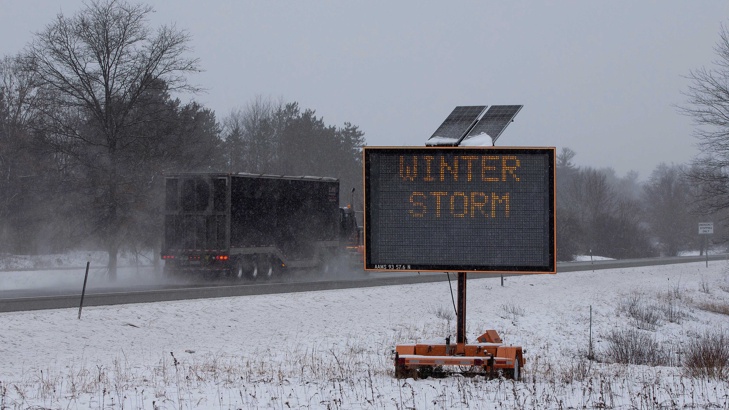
[364,147,556,273]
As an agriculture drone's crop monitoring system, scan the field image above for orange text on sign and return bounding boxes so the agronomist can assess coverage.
[399,155,521,183]
[409,191,510,218]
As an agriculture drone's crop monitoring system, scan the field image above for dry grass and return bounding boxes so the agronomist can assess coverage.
[617,292,662,330]
[657,289,688,324]
[684,331,729,379]
[699,276,712,294]
[697,301,729,316]
[430,305,455,322]
[500,302,525,322]
[4,347,729,410]
[600,328,672,366]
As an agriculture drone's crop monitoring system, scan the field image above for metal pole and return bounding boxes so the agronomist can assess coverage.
[78,261,90,319]
[706,236,709,268]
[589,305,593,359]
[457,272,467,344]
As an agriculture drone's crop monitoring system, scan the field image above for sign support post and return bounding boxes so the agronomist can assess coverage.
[699,222,713,268]
[457,272,467,344]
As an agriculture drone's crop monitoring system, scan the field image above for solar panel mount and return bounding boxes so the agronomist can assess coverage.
[425,106,487,146]
[462,105,523,146]
[425,105,522,147]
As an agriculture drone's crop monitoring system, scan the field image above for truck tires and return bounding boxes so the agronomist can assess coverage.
[233,256,275,281]
[258,256,274,279]
[234,258,256,280]
[233,259,244,279]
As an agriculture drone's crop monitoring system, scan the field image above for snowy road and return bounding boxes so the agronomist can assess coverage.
[1,254,726,312]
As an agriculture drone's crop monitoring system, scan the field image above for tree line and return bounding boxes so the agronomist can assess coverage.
[0,1,364,277]
[2,0,729,273]
[556,148,727,262]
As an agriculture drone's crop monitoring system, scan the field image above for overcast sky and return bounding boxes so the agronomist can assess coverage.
[2,1,728,179]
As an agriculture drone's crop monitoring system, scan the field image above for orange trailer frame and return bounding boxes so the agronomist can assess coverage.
[394,330,524,379]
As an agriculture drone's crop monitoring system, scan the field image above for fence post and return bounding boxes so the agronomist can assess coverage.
[78,261,90,319]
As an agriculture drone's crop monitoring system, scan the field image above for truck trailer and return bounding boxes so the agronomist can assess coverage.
[161,173,361,279]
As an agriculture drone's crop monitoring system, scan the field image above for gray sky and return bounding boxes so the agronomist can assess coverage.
[2,1,728,179]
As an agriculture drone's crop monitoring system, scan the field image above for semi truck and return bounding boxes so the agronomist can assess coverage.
[161,173,362,279]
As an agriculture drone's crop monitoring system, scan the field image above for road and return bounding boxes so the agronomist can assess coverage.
[1,254,725,312]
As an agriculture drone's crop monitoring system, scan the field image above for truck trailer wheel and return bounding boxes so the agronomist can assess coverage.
[231,257,261,280]
[234,259,245,279]
[233,258,258,280]
[258,256,274,279]
[246,258,260,280]
[319,250,338,276]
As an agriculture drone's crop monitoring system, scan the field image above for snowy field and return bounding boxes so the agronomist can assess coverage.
[1,257,729,409]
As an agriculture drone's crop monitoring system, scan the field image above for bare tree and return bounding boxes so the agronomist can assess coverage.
[23,0,201,278]
[682,24,729,212]
[221,96,282,173]
[0,55,71,254]
[556,147,577,170]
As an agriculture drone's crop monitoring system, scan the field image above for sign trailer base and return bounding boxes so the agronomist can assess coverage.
[394,330,524,380]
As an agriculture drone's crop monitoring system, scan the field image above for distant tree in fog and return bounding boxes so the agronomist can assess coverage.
[556,147,577,170]
[221,97,365,206]
[574,169,617,256]
[21,0,201,278]
[555,148,654,260]
[555,147,580,260]
[643,164,696,256]
[221,96,281,174]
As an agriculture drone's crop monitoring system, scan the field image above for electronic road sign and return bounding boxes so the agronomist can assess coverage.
[364,146,556,273]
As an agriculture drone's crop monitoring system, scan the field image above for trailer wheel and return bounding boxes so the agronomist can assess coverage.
[395,365,418,379]
[418,366,434,379]
[234,259,245,279]
[262,259,274,279]
[247,260,259,280]
[256,255,274,280]
[232,257,260,280]
[509,357,521,381]
[319,250,337,276]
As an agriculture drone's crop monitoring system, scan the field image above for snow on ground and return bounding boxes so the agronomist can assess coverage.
[0,250,153,271]
[1,258,729,409]
[571,255,614,262]
[0,251,173,293]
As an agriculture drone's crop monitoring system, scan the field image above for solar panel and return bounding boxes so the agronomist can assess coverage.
[463,105,523,146]
[426,106,487,146]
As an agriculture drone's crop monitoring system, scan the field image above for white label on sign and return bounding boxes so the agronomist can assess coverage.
[699,222,714,235]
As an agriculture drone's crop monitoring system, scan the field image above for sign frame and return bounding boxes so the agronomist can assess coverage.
[363,146,556,274]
